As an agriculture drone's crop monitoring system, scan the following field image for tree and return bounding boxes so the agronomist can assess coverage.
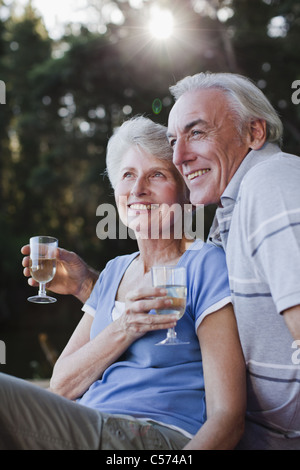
[1,0,299,377]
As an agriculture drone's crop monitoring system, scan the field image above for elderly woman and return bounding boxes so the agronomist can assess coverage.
[8,116,246,450]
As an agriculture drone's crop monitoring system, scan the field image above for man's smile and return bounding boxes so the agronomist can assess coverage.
[186,169,211,181]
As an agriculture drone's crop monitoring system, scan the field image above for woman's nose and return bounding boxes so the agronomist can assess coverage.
[130,177,148,196]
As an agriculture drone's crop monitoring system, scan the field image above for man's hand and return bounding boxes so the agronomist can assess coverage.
[21,245,99,304]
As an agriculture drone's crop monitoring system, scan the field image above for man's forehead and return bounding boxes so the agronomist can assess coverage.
[168,101,209,134]
[168,88,226,132]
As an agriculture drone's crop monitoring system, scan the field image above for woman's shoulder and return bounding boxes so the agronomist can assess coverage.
[185,238,225,258]
[183,238,227,275]
[103,251,139,273]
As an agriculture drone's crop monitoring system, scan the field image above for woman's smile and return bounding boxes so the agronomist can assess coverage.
[115,145,186,238]
[127,203,160,214]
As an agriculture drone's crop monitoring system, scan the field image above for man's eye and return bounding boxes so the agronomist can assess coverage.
[123,172,133,178]
[169,139,176,148]
[191,129,204,137]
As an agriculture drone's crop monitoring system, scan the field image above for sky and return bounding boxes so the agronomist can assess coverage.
[1,0,183,41]
[2,0,117,38]
[0,0,286,41]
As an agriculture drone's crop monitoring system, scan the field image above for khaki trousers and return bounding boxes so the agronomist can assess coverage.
[0,373,190,450]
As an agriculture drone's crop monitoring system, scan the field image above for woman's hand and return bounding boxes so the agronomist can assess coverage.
[50,289,178,399]
[21,245,99,303]
[117,287,178,342]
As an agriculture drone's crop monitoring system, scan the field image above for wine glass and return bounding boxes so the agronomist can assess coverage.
[151,265,189,345]
[27,236,58,304]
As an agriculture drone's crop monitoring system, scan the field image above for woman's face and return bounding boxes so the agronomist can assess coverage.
[114,146,187,239]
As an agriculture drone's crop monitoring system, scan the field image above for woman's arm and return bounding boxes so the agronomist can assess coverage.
[49,312,134,399]
[283,304,300,340]
[50,287,178,400]
[184,303,246,450]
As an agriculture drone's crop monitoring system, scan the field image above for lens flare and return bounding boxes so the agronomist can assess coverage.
[152,98,162,114]
[149,7,174,40]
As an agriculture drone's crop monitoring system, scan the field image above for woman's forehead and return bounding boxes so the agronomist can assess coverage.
[120,146,172,169]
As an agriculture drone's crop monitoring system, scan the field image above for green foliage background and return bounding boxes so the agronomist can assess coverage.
[0,0,299,378]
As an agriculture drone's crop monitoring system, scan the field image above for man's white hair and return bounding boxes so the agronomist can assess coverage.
[170,72,283,145]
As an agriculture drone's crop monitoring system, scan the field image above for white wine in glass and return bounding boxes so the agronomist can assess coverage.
[151,265,189,345]
[27,236,58,304]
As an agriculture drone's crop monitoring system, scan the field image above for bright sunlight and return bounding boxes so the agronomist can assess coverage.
[148,6,174,40]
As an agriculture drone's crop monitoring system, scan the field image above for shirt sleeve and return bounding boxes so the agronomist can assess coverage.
[191,245,232,332]
[240,156,300,314]
[81,266,107,317]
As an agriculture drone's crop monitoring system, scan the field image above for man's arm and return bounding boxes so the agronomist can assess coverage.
[22,245,99,304]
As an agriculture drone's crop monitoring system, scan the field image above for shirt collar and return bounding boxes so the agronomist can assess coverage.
[220,142,281,207]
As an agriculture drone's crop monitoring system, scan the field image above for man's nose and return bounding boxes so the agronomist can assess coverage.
[173,138,197,173]
[172,138,189,168]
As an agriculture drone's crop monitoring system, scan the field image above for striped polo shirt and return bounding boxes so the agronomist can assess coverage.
[208,143,300,445]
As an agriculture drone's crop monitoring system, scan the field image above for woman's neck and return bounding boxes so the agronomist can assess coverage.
[136,237,193,274]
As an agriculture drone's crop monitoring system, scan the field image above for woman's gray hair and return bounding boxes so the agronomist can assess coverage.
[106,116,186,191]
[170,72,283,145]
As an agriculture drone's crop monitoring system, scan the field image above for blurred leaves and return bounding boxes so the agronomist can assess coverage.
[0,0,300,290]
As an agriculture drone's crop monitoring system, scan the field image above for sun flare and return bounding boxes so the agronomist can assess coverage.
[149,7,174,40]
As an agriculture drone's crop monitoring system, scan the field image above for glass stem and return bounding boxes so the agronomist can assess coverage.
[167,328,177,338]
[39,283,46,297]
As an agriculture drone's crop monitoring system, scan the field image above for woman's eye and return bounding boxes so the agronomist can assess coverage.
[123,172,133,179]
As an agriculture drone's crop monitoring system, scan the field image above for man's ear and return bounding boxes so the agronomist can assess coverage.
[249,119,267,150]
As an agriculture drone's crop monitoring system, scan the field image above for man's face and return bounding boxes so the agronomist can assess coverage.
[167,88,252,206]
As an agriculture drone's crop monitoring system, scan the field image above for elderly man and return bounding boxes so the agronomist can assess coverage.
[167,72,300,450]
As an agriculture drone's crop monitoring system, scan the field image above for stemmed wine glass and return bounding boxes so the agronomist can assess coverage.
[151,265,189,345]
[27,236,58,304]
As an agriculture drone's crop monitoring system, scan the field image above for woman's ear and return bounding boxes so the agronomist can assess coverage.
[249,119,267,150]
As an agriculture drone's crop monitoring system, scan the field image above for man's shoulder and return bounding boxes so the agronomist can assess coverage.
[241,149,300,192]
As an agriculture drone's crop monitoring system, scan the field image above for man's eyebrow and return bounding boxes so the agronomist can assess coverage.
[185,118,207,131]
[166,118,207,138]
